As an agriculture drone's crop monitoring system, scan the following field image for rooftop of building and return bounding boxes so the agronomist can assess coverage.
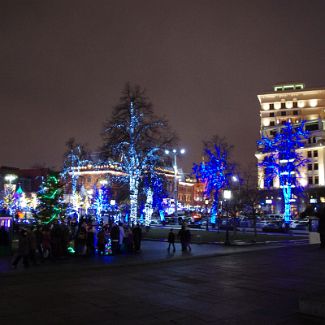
[258,82,325,100]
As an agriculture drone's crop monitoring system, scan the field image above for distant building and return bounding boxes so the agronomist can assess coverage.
[256,83,325,215]
[67,163,205,209]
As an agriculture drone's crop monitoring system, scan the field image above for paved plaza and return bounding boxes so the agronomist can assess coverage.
[0,241,324,324]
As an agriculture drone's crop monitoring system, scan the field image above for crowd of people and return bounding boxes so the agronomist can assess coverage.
[7,220,144,268]
[0,219,194,269]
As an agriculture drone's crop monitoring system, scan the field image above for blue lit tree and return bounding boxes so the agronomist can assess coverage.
[257,121,309,222]
[101,84,175,223]
[193,141,235,224]
[62,138,90,218]
[91,185,111,224]
[141,169,168,226]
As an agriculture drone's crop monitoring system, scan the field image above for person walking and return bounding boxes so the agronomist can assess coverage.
[178,224,187,252]
[12,229,30,268]
[185,226,192,252]
[167,228,176,252]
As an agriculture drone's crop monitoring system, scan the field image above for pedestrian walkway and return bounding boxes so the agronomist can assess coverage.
[0,238,307,274]
[1,243,324,324]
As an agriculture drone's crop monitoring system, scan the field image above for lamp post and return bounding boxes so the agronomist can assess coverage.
[223,189,232,246]
[232,175,241,209]
[4,174,18,216]
[110,199,116,223]
[204,199,209,231]
[165,148,186,223]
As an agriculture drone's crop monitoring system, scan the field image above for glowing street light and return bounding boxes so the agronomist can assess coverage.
[4,174,17,184]
[223,189,232,246]
[165,148,186,221]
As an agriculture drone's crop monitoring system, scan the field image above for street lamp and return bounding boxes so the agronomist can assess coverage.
[4,174,18,185]
[204,199,209,231]
[4,174,18,216]
[223,190,232,246]
[165,148,186,222]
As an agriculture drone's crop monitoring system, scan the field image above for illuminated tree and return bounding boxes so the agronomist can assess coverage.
[62,138,90,218]
[193,142,235,223]
[101,84,175,223]
[257,121,309,222]
[36,172,64,224]
[91,185,111,223]
[2,186,16,216]
[141,170,167,226]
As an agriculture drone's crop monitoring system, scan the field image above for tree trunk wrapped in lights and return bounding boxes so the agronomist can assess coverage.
[101,84,175,224]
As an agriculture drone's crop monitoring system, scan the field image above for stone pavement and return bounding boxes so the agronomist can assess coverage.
[0,241,324,324]
[0,238,307,273]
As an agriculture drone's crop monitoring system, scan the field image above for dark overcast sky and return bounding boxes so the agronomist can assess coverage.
[1,0,325,173]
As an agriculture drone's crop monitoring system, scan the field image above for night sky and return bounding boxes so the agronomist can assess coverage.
[1,0,325,173]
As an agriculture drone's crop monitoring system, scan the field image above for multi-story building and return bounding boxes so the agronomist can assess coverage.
[256,83,325,214]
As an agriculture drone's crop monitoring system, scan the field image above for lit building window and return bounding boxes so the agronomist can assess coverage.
[298,100,305,108]
[263,119,270,127]
[286,101,293,109]
[309,99,318,107]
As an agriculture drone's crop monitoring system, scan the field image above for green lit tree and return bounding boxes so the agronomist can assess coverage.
[36,172,65,224]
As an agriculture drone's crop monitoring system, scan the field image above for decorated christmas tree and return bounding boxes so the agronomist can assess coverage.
[36,172,65,224]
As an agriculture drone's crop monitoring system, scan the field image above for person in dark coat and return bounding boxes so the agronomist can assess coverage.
[97,228,106,255]
[110,223,120,255]
[76,224,87,255]
[178,224,187,252]
[86,225,95,255]
[34,225,44,262]
[167,228,176,252]
[318,206,325,248]
[178,224,191,252]
[185,227,192,251]
[132,223,142,252]
[12,229,30,268]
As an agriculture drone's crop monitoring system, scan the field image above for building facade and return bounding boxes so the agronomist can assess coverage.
[256,83,325,215]
[68,164,205,210]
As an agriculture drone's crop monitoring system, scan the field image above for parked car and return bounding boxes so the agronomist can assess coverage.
[289,220,308,230]
[262,222,284,233]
